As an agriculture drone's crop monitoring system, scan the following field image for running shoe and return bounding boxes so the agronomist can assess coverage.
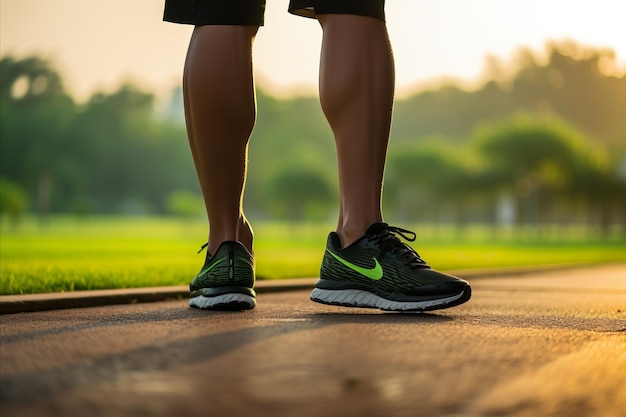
[189,241,256,310]
[311,223,471,311]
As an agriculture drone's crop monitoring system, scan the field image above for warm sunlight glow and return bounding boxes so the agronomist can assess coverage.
[1,0,625,101]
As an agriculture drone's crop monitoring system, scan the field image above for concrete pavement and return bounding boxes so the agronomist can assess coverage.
[1,263,625,417]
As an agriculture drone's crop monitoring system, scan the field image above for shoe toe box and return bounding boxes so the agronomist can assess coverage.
[407,269,470,296]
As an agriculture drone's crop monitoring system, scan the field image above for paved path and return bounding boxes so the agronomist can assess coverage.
[1,264,625,417]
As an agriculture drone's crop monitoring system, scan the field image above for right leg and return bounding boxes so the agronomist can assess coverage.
[183,25,258,256]
[164,0,266,310]
[182,26,259,310]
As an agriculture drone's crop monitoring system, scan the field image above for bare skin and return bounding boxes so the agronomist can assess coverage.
[183,25,258,255]
[318,14,395,247]
[182,14,395,255]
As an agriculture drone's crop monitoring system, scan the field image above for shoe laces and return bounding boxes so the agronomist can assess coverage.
[368,225,428,268]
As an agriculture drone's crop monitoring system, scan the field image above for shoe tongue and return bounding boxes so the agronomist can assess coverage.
[365,222,389,235]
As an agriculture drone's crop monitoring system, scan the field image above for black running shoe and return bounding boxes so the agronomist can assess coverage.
[189,241,256,310]
[311,223,471,311]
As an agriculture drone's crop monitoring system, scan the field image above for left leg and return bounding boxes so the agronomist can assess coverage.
[288,1,472,311]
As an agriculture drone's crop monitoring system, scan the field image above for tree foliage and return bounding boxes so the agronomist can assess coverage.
[392,41,626,148]
[0,177,28,226]
[0,40,624,232]
[0,57,195,215]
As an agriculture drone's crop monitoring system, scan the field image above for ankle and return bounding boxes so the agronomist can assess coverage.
[207,217,253,255]
[237,216,254,255]
[336,221,378,248]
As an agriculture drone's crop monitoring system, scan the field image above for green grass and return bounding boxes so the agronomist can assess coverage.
[1,216,624,295]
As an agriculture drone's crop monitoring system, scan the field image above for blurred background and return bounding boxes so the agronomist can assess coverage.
[1,0,625,237]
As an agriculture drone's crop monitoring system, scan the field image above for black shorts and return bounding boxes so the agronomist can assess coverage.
[163,0,385,26]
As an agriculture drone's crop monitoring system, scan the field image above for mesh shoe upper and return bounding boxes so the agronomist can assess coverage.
[190,241,255,297]
[319,223,469,300]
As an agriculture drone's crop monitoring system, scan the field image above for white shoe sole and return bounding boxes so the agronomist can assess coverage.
[189,293,256,310]
[310,288,466,311]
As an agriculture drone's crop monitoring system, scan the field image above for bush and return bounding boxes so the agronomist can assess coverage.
[0,177,29,226]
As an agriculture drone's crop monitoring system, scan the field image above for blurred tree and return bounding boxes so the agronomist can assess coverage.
[386,140,477,228]
[516,41,626,147]
[244,90,337,218]
[0,57,197,215]
[392,41,626,149]
[65,84,195,213]
[0,177,29,228]
[267,165,335,222]
[473,114,607,230]
[2,40,624,229]
[0,56,76,220]
[564,147,626,235]
[166,190,204,219]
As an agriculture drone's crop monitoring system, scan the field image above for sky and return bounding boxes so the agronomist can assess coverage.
[1,0,625,102]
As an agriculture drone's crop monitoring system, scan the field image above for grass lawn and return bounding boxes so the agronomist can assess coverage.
[1,216,624,295]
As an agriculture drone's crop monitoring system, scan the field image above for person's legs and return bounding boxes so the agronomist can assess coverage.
[183,25,258,256]
[317,14,394,248]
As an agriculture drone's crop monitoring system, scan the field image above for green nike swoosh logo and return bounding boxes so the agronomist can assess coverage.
[327,249,383,280]
[198,258,225,277]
